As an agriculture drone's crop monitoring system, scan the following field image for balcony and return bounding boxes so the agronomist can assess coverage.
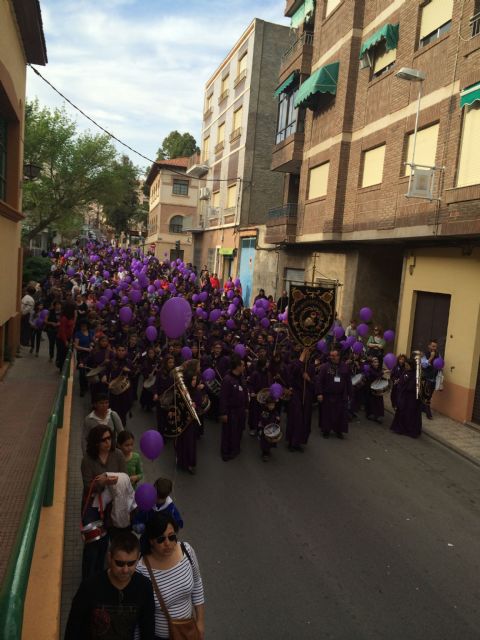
[218,89,229,104]
[214,140,225,155]
[203,106,213,120]
[279,32,314,81]
[229,127,242,143]
[285,0,303,18]
[265,203,298,244]
[471,11,480,38]
[233,69,247,88]
[271,128,304,173]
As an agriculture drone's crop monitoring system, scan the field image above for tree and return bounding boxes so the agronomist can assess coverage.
[102,155,145,235]
[22,100,131,243]
[156,130,199,160]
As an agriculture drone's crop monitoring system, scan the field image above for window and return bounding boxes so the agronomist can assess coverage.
[217,122,225,143]
[233,106,243,134]
[276,87,304,144]
[361,145,386,187]
[202,136,210,162]
[169,215,184,233]
[404,123,439,176]
[419,0,453,47]
[212,191,220,208]
[308,162,330,199]
[325,0,341,17]
[227,184,237,209]
[205,93,213,111]
[172,179,189,196]
[372,42,396,77]
[238,53,247,76]
[457,103,480,187]
[0,117,7,201]
[221,75,229,94]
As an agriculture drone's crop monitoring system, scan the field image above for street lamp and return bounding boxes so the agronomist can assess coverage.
[395,67,426,196]
[23,162,41,181]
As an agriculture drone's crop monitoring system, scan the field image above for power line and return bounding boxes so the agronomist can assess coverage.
[28,64,249,184]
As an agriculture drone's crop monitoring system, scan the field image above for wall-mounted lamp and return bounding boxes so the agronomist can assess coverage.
[23,162,41,181]
[408,253,416,275]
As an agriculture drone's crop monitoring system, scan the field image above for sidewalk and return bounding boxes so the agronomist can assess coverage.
[385,398,480,468]
[0,343,60,591]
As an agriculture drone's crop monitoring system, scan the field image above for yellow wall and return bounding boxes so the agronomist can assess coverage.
[396,247,480,422]
[0,217,21,325]
[0,0,27,105]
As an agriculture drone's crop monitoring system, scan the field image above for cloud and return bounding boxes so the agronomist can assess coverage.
[28,0,288,171]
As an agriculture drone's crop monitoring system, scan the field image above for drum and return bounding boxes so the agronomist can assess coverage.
[86,365,105,383]
[109,375,131,396]
[205,378,221,397]
[351,373,364,387]
[80,520,107,544]
[263,423,282,443]
[143,373,157,389]
[256,388,272,405]
[199,394,211,415]
[370,378,389,395]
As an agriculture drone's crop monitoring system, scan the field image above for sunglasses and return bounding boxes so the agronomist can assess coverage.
[113,559,137,568]
[101,435,112,442]
[156,533,177,544]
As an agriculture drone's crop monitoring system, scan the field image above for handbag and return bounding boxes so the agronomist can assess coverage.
[144,550,200,640]
[80,479,107,544]
[435,370,444,391]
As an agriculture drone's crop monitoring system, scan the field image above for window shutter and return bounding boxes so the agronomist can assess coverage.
[361,145,386,187]
[218,123,225,143]
[404,123,439,176]
[325,0,341,17]
[373,45,396,74]
[233,107,243,131]
[308,162,330,199]
[457,104,480,187]
[227,184,237,208]
[420,0,453,39]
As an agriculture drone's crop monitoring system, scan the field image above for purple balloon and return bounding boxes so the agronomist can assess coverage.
[196,307,204,317]
[40,308,49,319]
[270,382,283,400]
[199,291,208,302]
[232,297,240,307]
[157,288,165,297]
[104,289,113,300]
[96,302,104,311]
[383,329,395,343]
[353,341,364,355]
[35,317,44,329]
[226,319,236,329]
[316,339,328,353]
[160,297,192,339]
[260,317,270,329]
[147,316,156,325]
[345,335,356,347]
[181,346,192,361]
[135,483,157,511]
[168,283,176,294]
[383,353,397,370]
[89,276,96,284]
[333,326,344,339]
[145,326,158,342]
[209,309,222,322]
[189,273,196,282]
[121,296,129,305]
[234,344,246,358]
[119,306,133,324]
[254,306,266,319]
[147,285,155,294]
[226,289,234,300]
[433,357,444,370]
[139,429,164,461]
[130,289,142,304]
[234,278,241,287]
[227,303,237,317]
[192,294,199,303]
[202,368,215,382]
[66,266,75,276]
[357,323,369,337]
[154,279,162,289]
[103,270,110,279]
[359,307,373,323]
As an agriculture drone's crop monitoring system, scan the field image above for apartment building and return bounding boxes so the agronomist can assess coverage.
[187,19,289,305]
[268,0,480,423]
[0,0,47,373]
[145,158,198,263]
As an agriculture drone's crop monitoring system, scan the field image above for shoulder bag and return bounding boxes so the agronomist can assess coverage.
[144,548,200,640]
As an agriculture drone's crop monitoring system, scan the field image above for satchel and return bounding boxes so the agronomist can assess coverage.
[144,552,200,640]
[80,479,107,544]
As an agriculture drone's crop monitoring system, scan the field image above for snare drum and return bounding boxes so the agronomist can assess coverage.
[370,378,389,395]
[351,373,364,387]
[263,423,282,443]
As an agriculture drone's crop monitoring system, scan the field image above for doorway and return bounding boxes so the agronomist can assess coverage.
[410,292,451,355]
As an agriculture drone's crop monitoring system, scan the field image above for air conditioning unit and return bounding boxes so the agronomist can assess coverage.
[199,187,211,200]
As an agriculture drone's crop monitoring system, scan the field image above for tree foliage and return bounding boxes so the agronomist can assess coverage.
[102,155,146,235]
[22,100,140,242]
[156,130,199,160]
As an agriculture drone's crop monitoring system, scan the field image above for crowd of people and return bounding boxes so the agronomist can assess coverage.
[19,241,443,639]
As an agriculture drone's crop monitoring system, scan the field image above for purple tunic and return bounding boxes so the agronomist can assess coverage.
[285,359,314,447]
[219,371,248,460]
[390,371,422,438]
[247,368,270,431]
[315,362,352,434]
[105,357,133,426]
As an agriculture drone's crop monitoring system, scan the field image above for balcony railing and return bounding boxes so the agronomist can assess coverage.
[214,141,225,154]
[281,32,314,67]
[208,206,220,218]
[275,119,304,145]
[233,69,247,87]
[471,11,480,37]
[203,106,213,119]
[218,89,229,104]
[267,203,298,218]
[229,127,242,142]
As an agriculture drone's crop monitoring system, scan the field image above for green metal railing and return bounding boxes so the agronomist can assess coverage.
[0,348,72,639]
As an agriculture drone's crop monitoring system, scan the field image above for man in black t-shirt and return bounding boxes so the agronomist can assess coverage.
[65,532,155,640]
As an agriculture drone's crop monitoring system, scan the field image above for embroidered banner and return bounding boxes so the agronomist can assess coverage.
[288,283,336,348]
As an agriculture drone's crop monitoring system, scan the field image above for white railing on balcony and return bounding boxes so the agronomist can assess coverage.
[281,32,314,68]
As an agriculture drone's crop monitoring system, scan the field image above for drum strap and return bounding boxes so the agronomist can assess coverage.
[81,478,104,522]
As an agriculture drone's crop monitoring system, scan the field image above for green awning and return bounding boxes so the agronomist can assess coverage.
[219,248,234,256]
[460,83,480,109]
[294,62,339,109]
[274,71,299,97]
[359,23,399,59]
[290,0,315,28]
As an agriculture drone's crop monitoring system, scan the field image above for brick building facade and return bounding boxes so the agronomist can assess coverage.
[268,0,480,423]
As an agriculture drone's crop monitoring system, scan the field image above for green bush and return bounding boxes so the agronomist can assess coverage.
[23,256,52,284]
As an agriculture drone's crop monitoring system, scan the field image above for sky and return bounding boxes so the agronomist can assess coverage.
[27,0,289,173]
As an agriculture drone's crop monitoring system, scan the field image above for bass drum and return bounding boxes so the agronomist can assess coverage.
[263,423,282,443]
[370,378,389,396]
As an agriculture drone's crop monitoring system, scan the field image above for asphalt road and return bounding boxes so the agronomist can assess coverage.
[124,402,480,640]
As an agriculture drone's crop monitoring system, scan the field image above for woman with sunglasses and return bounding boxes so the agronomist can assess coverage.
[136,512,205,640]
[80,425,127,579]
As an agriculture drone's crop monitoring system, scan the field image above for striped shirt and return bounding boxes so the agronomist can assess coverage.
[135,543,204,639]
